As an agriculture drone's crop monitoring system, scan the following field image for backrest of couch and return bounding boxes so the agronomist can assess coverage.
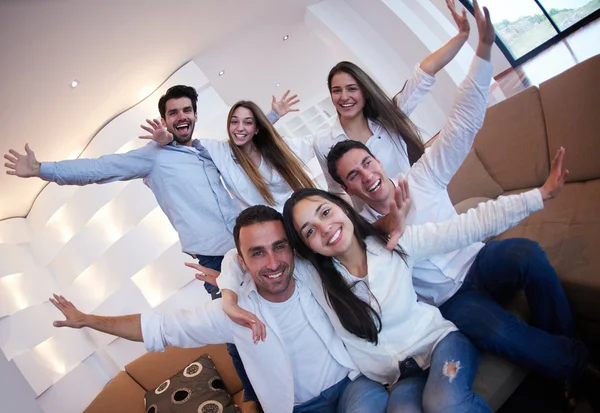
[539,54,600,183]
[84,371,146,413]
[124,344,243,396]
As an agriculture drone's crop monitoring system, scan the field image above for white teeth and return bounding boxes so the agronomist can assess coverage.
[266,272,282,279]
[341,103,354,107]
[327,228,341,245]
[367,180,381,192]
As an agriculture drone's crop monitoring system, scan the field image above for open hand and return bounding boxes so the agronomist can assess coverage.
[446,0,470,37]
[271,90,300,117]
[50,294,87,329]
[185,262,220,287]
[540,147,569,200]
[473,0,495,46]
[385,179,412,249]
[4,144,41,177]
[139,119,173,145]
[222,301,267,344]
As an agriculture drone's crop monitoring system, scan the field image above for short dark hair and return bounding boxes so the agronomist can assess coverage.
[326,140,376,186]
[233,205,284,257]
[158,85,198,119]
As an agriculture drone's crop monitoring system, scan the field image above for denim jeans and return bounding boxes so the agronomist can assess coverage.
[294,376,388,413]
[439,238,588,382]
[387,332,491,413]
[196,254,259,404]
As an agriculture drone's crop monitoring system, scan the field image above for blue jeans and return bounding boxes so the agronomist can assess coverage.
[387,332,491,413]
[294,376,388,413]
[196,254,259,404]
[439,239,588,382]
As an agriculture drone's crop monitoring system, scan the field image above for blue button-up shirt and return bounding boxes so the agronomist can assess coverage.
[40,139,241,256]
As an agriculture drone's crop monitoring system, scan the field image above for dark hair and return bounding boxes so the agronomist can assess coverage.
[233,205,284,258]
[283,188,407,344]
[227,101,314,206]
[326,140,376,186]
[158,85,199,119]
[327,61,424,166]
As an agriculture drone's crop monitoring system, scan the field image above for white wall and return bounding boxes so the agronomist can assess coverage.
[0,348,43,413]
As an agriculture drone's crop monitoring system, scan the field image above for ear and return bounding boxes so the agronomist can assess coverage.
[160,118,166,127]
[237,254,248,272]
[194,112,198,123]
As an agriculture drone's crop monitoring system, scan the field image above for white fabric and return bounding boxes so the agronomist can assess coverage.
[314,63,437,195]
[200,136,315,213]
[219,189,544,385]
[360,56,495,306]
[261,287,348,404]
[141,273,358,413]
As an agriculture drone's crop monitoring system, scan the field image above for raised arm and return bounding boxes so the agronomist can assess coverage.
[402,148,568,262]
[5,143,155,185]
[406,0,495,189]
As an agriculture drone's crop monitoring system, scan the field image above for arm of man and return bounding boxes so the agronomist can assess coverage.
[5,143,156,185]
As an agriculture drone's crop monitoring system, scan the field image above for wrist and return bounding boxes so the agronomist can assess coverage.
[33,160,41,177]
[475,42,492,62]
[539,186,550,201]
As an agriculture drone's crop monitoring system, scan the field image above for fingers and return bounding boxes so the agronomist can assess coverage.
[8,149,22,159]
[195,272,218,287]
[140,124,154,134]
[25,143,34,156]
[4,153,17,163]
[483,6,491,24]
[271,95,276,105]
[53,320,67,328]
[185,262,204,271]
[386,231,401,251]
[280,89,290,100]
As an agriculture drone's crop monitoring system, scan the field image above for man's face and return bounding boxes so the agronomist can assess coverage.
[162,97,198,145]
[336,148,392,205]
[237,220,295,303]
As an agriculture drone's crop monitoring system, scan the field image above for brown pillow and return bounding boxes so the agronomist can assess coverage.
[144,354,241,413]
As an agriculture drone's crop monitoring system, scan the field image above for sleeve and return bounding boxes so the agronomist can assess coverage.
[283,135,316,165]
[39,143,156,186]
[141,300,233,352]
[406,56,493,190]
[266,110,280,125]
[393,64,437,116]
[216,248,247,295]
[400,189,543,262]
[313,135,346,195]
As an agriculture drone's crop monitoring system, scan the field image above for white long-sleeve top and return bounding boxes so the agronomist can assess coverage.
[219,189,543,385]
[360,56,494,306]
[141,279,359,413]
[314,63,437,195]
[200,135,315,212]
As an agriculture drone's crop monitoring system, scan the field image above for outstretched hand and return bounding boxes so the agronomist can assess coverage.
[185,262,220,287]
[271,90,300,117]
[4,144,41,177]
[222,300,267,344]
[540,147,569,200]
[446,0,470,37]
[473,0,495,46]
[139,119,173,145]
[50,294,88,329]
[374,179,412,250]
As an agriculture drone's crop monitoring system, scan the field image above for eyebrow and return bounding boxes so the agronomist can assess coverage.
[246,239,288,254]
[300,203,325,232]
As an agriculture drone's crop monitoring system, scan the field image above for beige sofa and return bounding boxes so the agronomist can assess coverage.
[84,55,600,412]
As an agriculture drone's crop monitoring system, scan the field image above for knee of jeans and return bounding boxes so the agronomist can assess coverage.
[421,361,463,413]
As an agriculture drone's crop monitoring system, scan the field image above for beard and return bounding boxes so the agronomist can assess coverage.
[169,123,195,145]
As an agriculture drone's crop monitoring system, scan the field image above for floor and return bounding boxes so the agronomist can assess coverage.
[489,17,600,413]
[492,17,600,100]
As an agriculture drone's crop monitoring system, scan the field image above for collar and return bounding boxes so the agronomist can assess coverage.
[331,117,382,141]
[332,237,386,272]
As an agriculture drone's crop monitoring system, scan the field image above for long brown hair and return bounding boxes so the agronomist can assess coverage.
[227,101,315,206]
[283,188,408,344]
[327,61,425,166]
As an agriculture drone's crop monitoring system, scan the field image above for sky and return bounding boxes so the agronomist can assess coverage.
[476,0,594,23]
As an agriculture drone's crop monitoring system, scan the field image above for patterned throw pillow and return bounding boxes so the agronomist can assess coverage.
[144,354,241,413]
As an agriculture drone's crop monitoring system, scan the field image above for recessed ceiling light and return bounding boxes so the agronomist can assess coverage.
[276,83,280,87]
[218,70,225,76]
[70,79,79,88]
[283,35,289,41]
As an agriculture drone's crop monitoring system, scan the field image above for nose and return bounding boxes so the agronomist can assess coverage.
[360,169,372,183]
[340,90,348,101]
[316,221,333,237]
[265,252,279,270]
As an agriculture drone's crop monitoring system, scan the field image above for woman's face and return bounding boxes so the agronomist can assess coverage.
[229,106,258,147]
[330,71,366,120]
[292,195,355,257]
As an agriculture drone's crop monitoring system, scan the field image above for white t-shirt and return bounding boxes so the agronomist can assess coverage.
[200,136,315,212]
[261,286,349,405]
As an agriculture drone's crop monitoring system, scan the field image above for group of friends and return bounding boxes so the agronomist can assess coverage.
[4,1,597,412]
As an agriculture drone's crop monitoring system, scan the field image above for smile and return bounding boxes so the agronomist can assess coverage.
[340,103,355,108]
[265,271,283,280]
[367,179,381,192]
[327,228,342,245]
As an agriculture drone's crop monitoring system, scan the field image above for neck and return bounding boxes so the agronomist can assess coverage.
[339,115,372,143]
[259,278,296,303]
[335,235,368,279]
[240,140,261,167]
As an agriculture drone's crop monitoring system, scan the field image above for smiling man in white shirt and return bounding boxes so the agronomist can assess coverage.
[325,138,592,395]
[48,205,389,413]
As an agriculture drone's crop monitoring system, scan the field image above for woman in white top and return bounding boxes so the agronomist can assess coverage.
[199,100,316,212]
[276,170,563,413]
[314,0,487,201]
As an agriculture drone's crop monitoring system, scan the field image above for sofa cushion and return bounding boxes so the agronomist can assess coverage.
[448,150,504,205]
[126,345,243,396]
[84,371,146,413]
[144,353,240,413]
[540,55,600,183]
[473,86,549,191]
